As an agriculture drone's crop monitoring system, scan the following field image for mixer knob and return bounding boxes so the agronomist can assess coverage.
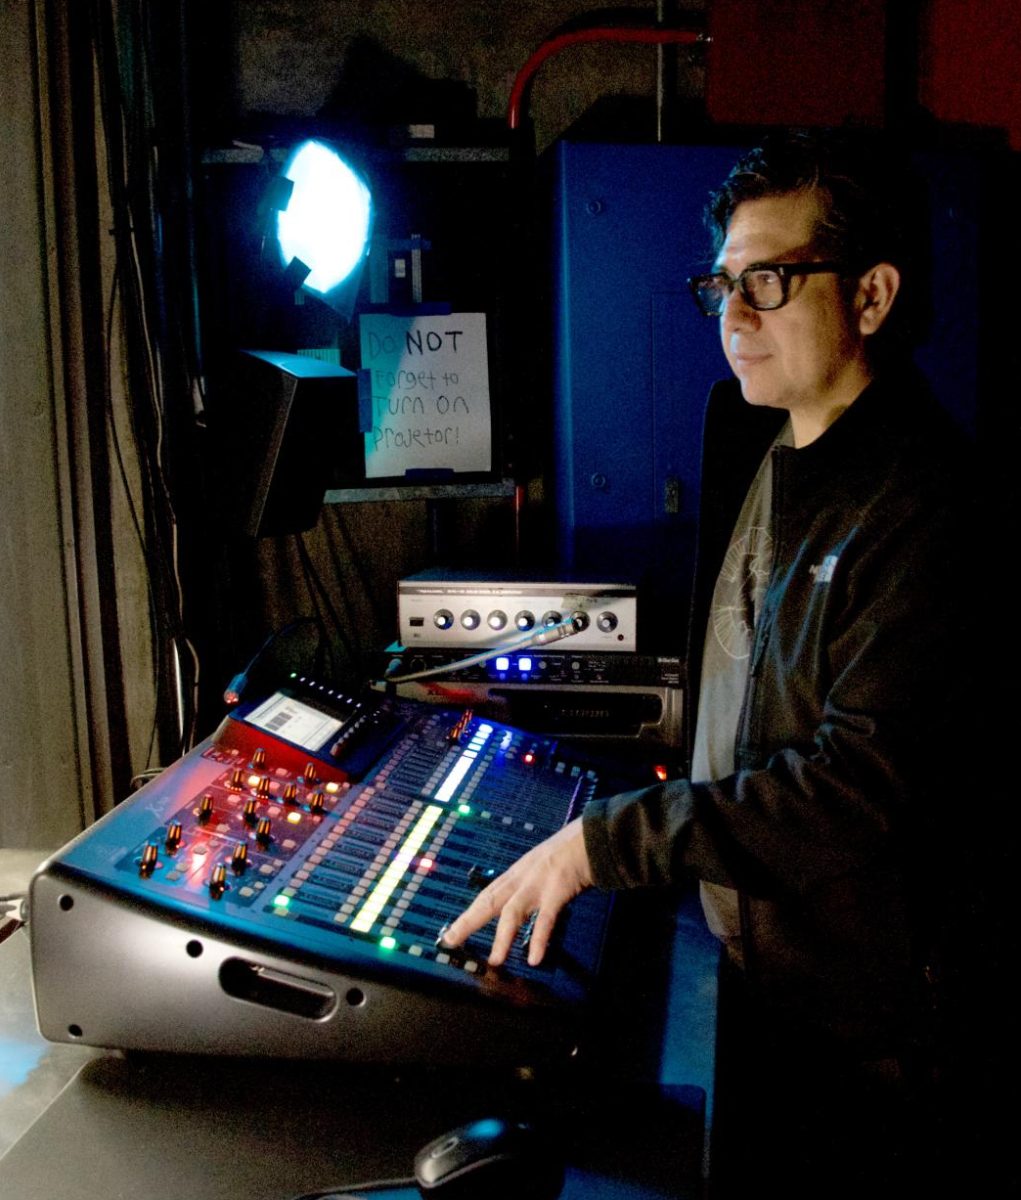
[165,822,183,852]
[467,864,497,890]
[308,790,326,815]
[252,747,267,768]
[209,864,228,899]
[304,762,319,785]
[198,794,214,822]
[460,609,481,631]
[139,843,159,877]
[282,782,298,804]
[256,817,272,846]
[433,608,454,630]
[228,767,245,790]
[514,610,535,632]
[242,798,258,824]
[231,843,249,874]
[256,775,272,797]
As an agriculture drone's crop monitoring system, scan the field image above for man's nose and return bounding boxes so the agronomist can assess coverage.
[721,285,760,331]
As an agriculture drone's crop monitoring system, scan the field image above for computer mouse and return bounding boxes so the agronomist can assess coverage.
[413,1116,564,1200]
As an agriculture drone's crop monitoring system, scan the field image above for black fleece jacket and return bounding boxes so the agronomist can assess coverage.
[583,369,973,1052]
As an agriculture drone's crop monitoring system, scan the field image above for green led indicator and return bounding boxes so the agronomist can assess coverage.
[458,804,472,815]
[272,894,290,909]
[379,935,397,951]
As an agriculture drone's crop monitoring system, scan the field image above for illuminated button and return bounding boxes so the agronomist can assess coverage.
[460,609,481,630]
[139,843,159,877]
[433,608,454,630]
[514,610,535,631]
[197,794,214,822]
[165,822,183,852]
[518,656,533,673]
[487,610,507,631]
[495,656,510,672]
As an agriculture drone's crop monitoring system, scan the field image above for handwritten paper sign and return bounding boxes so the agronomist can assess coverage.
[359,312,492,479]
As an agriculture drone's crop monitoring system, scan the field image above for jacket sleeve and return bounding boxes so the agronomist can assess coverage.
[582,481,971,900]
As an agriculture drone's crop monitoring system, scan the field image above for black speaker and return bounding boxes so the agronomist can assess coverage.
[217,349,363,537]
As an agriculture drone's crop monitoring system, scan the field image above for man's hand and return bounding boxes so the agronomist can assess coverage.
[442,818,593,967]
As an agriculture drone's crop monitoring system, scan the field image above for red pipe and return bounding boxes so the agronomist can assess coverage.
[507,26,705,130]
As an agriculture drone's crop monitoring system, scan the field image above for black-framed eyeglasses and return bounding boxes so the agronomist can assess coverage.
[687,261,847,317]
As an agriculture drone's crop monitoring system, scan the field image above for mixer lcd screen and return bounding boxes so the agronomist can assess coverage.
[245,692,343,750]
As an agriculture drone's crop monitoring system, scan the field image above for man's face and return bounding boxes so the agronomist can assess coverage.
[715,191,871,427]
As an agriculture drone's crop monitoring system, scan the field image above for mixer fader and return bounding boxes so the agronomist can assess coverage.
[30,677,649,1065]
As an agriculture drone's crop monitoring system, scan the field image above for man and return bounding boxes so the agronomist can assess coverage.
[444,131,974,1195]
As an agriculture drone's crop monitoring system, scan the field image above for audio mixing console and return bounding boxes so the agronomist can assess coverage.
[30,678,651,1066]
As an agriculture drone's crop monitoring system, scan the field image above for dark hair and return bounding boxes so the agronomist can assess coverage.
[708,128,931,353]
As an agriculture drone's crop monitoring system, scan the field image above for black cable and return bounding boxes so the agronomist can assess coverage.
[223,616,325,706]
[296,534,359,676]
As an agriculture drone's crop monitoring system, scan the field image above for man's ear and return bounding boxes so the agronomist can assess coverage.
[856,262,901,336]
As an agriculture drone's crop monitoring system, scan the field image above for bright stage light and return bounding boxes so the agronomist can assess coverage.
[277,139,372,303]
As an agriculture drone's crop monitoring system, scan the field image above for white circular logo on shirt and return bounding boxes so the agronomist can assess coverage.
[711,525,772,659]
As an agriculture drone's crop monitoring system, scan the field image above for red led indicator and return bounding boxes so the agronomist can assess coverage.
[418,858,434,872]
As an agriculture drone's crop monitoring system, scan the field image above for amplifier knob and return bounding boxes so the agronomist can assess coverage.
[514,610,535,631]
[571,610,590,631]
[460,610,481,630]
[597,611,618,633]
[433,609,454,630]
[487,610,508,631]
[541,610,562,628]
